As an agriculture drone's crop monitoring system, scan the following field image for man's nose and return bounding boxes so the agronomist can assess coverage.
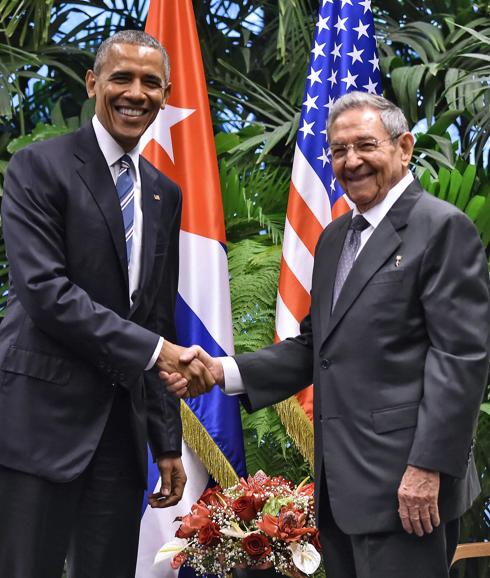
[344,146,363,167]
[125,80,145,99]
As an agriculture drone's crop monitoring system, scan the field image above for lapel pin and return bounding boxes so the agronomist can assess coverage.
[395,255,402,268]
[153,194,161,201]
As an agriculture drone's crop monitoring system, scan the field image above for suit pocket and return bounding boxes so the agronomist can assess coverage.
[371,402,419,434]
[369,269,404,285]
[1,346,72,385]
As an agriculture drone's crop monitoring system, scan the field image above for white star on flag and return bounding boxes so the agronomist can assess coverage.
[311,41,327,60]
[324,95,336,111]
[341,70,358,89]
[359,0,372,13]
[303,93,319,112]
[317,148,330,167]
[334,15,348,34]
[347,45,364,64]
[363,77,378,93]
[307,67,323,86]
[369,54,380,71]
[316,15,330,32]
[140,104,195,163]
[327,69,338,86]
[299,119,315,138]
[353,19,370,39]
[341,0,353,7]
[331,42,342,61]
[330,176,336,190]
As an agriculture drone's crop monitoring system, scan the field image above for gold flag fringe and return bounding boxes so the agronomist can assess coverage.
[274,397,315,471]
[181,401,240,488]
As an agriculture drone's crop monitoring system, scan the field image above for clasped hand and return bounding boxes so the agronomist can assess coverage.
[158,344,223,398]
[157,341,217,395]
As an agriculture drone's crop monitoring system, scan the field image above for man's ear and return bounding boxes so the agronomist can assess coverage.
[399,131,415,168]
[85,70,96,99]
[161,82,172,109]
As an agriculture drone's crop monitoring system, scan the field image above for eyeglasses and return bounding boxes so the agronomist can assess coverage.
[329,134,402,161]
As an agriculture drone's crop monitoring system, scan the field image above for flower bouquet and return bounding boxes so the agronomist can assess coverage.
[155,470,322,577]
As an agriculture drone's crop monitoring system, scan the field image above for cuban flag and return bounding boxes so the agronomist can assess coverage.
[274,0,382,465]
[136,1,246,576]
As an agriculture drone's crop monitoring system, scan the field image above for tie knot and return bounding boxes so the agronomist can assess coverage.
[119,154,132,172]
[349,215,369,232]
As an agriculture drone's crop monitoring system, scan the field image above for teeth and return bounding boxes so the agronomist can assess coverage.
[118,108,144,117]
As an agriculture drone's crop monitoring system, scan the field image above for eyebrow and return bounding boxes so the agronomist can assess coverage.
[107,71,164,85]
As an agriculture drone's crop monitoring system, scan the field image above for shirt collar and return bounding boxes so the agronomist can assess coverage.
[92,115,140,171]
[352,171,414,229]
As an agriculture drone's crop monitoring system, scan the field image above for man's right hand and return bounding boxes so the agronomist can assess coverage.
[159,345,224,398]
[156,341,215,395]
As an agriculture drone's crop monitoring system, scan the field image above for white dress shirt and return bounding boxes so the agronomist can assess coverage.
[92,116,163,370]
[220,171,415,394]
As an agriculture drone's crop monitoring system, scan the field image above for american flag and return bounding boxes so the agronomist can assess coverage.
[274,0,382,458]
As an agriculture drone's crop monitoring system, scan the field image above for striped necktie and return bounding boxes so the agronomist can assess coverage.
[116,155,134,264]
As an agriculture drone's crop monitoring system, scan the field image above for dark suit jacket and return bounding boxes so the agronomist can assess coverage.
[0,122,182,485]
[236,179,489,535]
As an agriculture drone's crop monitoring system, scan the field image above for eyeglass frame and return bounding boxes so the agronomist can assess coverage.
[328,133,404,161]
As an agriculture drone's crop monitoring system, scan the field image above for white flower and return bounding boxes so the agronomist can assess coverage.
[288,542,321,575]
[154,538,188,564]
[220,521,254,538]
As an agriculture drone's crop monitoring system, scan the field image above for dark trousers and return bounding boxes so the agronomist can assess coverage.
[0,388,144,578]
[319,473,459,578]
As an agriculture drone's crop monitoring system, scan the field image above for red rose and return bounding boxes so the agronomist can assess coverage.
[198,521,221,546]
[200,486,224,507]
[242,533,272,559]
[175,503,211,538]
[232,495,263,522]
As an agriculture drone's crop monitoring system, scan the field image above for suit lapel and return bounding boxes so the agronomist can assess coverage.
[75,124,129,287]
[320,179,424,347]
[129,159,159,316]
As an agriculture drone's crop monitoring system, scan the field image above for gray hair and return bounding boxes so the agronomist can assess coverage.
[327,92,409,140]
[94,30,170,84]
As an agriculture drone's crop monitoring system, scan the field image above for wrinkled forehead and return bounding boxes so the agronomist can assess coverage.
[330,107,388,140]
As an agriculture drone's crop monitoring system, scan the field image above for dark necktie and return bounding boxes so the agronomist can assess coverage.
[332,214,370,309]
[116,155,135,265]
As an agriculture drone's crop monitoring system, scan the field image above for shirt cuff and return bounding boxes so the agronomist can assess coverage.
[145,336,164,370]
[219,356,246,395]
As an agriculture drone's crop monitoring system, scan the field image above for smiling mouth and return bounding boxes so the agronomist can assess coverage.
[116,107,146,118]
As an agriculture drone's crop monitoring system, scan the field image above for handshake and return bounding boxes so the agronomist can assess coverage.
[156,341,224,398]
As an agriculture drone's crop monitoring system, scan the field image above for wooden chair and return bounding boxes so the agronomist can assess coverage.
[451,542,490,567]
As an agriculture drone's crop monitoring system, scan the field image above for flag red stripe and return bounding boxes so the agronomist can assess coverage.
[286,182,324,256]
[278,258,311,323]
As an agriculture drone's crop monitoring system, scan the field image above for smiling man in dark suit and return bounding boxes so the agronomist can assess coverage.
[0,30,212,578]
[163,92,489,578]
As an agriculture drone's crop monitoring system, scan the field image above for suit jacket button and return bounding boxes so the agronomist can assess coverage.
[321,359,331,369]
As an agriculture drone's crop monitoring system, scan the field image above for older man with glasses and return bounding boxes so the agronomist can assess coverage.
[163,92,489,578]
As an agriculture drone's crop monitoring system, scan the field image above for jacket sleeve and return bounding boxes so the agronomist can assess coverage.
[408,209,489,478]
[143,180,183,458]
[2,147,160,389]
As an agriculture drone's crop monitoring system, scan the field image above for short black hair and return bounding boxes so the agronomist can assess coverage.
[94,30,170,84]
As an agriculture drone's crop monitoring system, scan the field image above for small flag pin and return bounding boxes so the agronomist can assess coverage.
[395,255,402,267]
[153,194,161,201]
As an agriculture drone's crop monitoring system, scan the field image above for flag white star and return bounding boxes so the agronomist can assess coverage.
[303,93,319,112]
[341,70,358,89]
[299,119,315,138]
[334,15,348,34]
[317,148,330,167]
[358,0,372,13]
[369,53,380,71]
[347,44,364,64]
[327,69,338,87]
[307,67,323,86]
[324,95,336,111]
[139,104,196,163]
[311,41,326,60]
[330,176,337,190]
[341,0,353,7]
[323,0,333,5]
[363,77,378,93]
[331,42,342,61]
[316,15,330,32]
[353,19,370,39]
